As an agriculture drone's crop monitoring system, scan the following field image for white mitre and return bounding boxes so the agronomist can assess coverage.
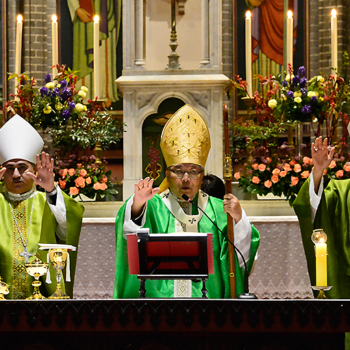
[0,114,44,164]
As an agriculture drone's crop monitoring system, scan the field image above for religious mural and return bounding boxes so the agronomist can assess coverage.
[60,0,122,108]
[238,0,305,92]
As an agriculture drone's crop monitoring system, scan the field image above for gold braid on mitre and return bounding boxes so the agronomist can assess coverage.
[160,104,211,168]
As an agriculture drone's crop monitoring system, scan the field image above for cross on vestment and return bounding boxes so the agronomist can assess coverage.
[20,248,33,263]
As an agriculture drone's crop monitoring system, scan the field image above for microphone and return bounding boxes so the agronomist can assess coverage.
[182,193,257,299]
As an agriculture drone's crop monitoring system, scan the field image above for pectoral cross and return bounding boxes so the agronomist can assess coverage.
[20,248,33,264]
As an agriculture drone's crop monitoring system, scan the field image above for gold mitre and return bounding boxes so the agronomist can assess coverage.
[160,104,211,168]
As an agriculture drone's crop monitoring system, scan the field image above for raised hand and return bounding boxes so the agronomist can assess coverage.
[223,193,243,223]
[0,166,6,181]
[131,177,160,218]
[26,152,55,193]
[312,137,335,193]
[312,137,335,173]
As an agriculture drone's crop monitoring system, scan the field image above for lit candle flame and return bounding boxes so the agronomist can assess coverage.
[331,9,337,18]
[52,14,57,23]
[17,14,23,23]
[287,10,293,19]
[94,15,99,23]
[246,11,251,20]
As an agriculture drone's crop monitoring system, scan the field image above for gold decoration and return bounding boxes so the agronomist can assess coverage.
[160,104,211,167]
[0,277,10,300]
[25,253,49,300]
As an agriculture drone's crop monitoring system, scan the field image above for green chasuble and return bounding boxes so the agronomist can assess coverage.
[114,193,260,298]
[0,191,84,299]
[293,177,350,299]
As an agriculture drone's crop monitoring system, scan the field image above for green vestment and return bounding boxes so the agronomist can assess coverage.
[293,177,350,299]
[0,190,84,299]
[114,194,260,298]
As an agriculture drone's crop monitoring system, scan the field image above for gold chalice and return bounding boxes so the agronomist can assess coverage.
[0,276,9,300]
[48,248,70,299]
[25,253,49,300]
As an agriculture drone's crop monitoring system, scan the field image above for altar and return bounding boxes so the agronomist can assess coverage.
[73,200,313,300]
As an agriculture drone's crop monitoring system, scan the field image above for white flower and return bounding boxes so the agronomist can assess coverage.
[45,82,55,90]
[317,76,324,83]
[75,103,84,112]
[78,90,86,98]
[81,86,89,92]
[294,97,302,103]
[294,91,302,98]
[307,91,317,98]
[268,99,277,109]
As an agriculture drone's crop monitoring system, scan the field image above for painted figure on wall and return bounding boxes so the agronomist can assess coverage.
[242,0,300,89]
[66,0,121,106]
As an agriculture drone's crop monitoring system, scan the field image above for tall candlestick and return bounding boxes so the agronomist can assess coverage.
[15,14,23,96]
[331,9,338,76]
[315,242,327,286]
[286,10,293,69]
[245,11,252,97]
[93,15,100,99]
[52,15,58,79]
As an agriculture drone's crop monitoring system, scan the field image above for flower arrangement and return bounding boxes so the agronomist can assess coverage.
[234,144,350,205]
[231,65,350,203]
[54,154,118,200]
[5,65,124,157]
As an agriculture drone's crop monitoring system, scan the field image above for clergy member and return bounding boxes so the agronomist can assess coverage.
[0,115,84,299]
[293,136,348,299]
[114,104,260,298]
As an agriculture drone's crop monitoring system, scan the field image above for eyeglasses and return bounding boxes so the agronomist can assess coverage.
[168,168,203,179]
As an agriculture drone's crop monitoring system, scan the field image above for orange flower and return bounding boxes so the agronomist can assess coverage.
[101,175,108,183]
[79,169,88,177]
[283,163,292,172]
[258,164,266,171]
[234,172,241,180]
[291,176,299,186]
[86,177,92,184]
[344,162,350,172]
[252,163,259,170]
[93,182,101,190]
[59,180,66,190]
[68,168,76,176]
[279,171,287,177]
[336,170,344,178]
[290,159,297,166]
[329,160,336,169]
[301,171,310,179]
[271,174,279,183]
[59,168,68,178]
[77,163,82,168]
[265,157,272,164]
[74,176,86,188]
[272,168,280,175]
[323,169,327,175]
[294,164,302,173]
[264,180,272,188]
[99,183,108,190]
[69,186,79,195]
[303,156,312,165]
[252,176,260,184]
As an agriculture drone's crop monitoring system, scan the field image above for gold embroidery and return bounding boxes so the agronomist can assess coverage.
[12,200,28,299]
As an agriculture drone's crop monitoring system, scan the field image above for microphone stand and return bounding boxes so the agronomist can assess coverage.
[182,194,257,299]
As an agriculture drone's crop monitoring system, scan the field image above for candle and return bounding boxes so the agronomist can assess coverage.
[52,15,58,79]
[15,14,23,96]
[315,241,327,286]
[331,9,337,76]
[93,15,100,99]
[286,10,293,69]
[245,11,252,97]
